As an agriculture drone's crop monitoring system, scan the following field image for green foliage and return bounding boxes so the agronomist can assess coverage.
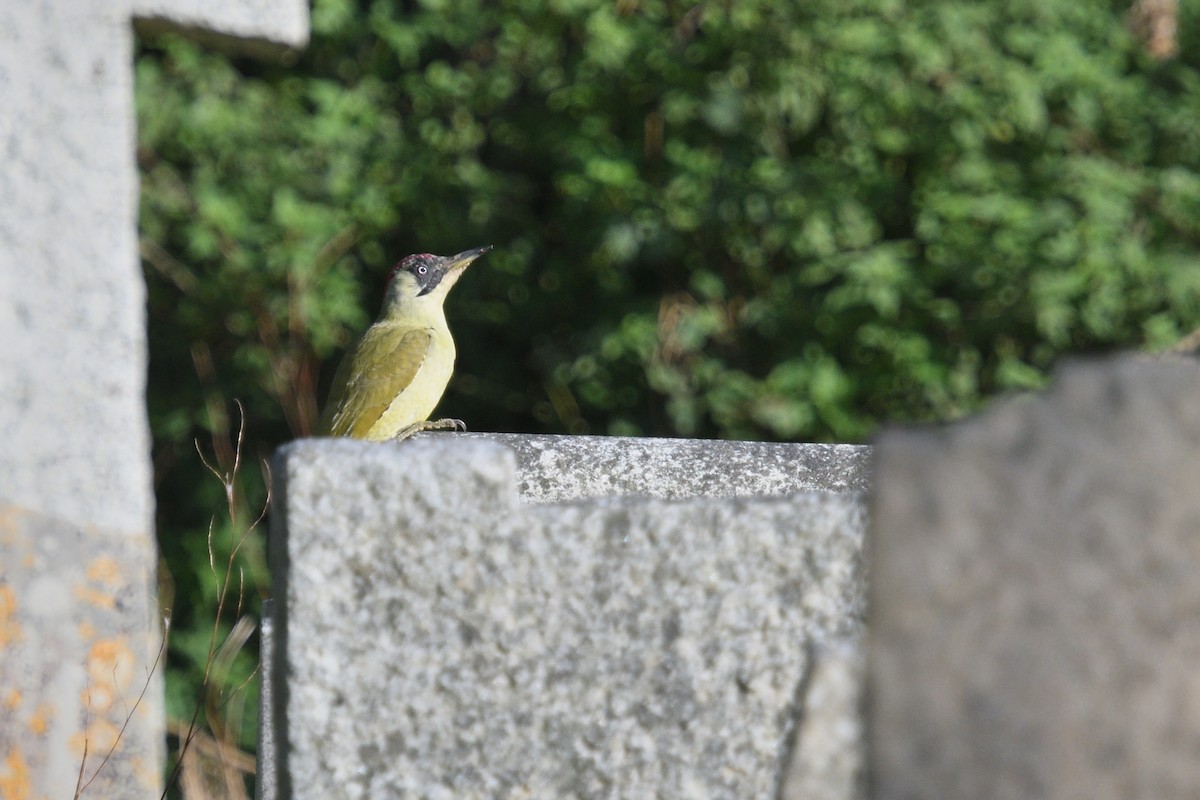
[137,0,1200,760]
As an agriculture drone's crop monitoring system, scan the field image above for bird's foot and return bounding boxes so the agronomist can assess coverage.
[392,418,467,442]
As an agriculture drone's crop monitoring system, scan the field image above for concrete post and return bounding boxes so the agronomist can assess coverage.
[0,2,306,796]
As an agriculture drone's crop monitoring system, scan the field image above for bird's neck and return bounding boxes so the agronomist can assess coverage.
[378,294,448,330]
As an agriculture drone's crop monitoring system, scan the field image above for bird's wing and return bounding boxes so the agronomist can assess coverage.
[317,325,433,439]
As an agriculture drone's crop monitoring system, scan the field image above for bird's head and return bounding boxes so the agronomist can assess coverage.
[381,245,492,314]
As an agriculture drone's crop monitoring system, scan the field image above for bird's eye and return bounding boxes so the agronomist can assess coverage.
[417,265,428,275]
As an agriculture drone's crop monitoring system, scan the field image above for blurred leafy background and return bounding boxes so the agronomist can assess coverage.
[135,0,1200,792]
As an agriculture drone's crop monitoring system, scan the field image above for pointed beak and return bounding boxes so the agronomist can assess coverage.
[444,245,493,273]
[423,245,492,297]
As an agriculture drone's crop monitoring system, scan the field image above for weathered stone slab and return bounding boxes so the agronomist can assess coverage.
[267,436,869,800]
[869,356,1200,800]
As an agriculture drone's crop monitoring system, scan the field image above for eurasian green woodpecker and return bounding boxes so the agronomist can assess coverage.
[317,245,492,441]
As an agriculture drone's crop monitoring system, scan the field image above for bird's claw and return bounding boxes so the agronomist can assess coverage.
[392,417,468,442]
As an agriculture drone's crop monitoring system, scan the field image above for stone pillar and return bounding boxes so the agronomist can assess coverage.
[0,2,306,797]
[264,434,871,800]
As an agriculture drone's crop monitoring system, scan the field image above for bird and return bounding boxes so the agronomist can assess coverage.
[317,245,492,441]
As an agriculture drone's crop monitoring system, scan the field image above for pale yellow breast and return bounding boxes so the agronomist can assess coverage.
[364,326,456,440]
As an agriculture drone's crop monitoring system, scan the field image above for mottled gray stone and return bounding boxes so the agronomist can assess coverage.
[268,436,869,800]
[458,433,871,502]
[869,356,1200,800]
[0,1,307,797]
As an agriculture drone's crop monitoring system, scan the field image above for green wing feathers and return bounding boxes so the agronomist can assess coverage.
[317,325,432,439]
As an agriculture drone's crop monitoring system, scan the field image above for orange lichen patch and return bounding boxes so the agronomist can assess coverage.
[85,556,123,586]
[0,586,21,648]
[0,505,20,537]
[73,584,116,610]
[26,704,52,736]
[88,639,136,688]
[1,690,20,711]
[129,755,160,788]
[87,718,121,755]
[84,639,136,715]
[0,748,30,800]
[82,683,114,715]
[75,556,129,610]
[69,718,120,760]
